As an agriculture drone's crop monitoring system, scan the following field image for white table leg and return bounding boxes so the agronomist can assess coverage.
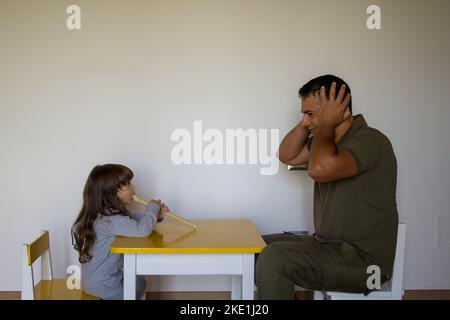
[242,254,254,300]
[231,275,242,300]
[123,254,136,300]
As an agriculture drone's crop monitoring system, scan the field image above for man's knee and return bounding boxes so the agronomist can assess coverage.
[256,243,284,275]
[255,244,297,300]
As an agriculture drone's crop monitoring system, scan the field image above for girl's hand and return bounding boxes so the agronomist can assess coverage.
[150,199,170,222]
[158,203,169,222]
[160,204,170,214]
[149,199,163,207]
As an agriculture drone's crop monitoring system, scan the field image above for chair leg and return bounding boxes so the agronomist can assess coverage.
[22,245,34,300]
[313,291,326,300]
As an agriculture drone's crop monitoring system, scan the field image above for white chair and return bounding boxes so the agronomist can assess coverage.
[314,223,406,300]
[22,230,99,300]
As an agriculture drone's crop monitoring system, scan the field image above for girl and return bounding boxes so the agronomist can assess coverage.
[72,164,169,300]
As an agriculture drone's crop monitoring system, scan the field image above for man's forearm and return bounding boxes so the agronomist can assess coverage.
[278,123,310,162]
[309,124,338,171]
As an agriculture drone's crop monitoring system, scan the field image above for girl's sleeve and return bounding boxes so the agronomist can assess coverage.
[109,203,160,237]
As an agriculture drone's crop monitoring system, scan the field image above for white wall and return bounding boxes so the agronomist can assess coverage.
[1,0,449,291]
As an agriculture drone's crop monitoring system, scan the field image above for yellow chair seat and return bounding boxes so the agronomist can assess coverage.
[34,279,100,300]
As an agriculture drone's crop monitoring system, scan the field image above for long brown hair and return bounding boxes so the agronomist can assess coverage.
[72,164,134,263]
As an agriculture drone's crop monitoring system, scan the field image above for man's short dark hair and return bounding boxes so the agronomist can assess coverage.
[298,75,352,113]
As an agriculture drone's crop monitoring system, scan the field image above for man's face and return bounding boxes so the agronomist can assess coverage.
[300,93,320,134]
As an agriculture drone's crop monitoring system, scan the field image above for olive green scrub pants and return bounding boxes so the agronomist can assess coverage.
[255,234,374,300]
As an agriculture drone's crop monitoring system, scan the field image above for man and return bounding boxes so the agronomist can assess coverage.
[256,75,398,299]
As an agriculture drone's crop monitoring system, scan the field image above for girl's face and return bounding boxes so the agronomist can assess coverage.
[116,181,135,205]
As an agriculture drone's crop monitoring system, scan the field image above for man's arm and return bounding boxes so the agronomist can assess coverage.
[308,125,356,183]
[278,119,310,166]
[308,83,357,183]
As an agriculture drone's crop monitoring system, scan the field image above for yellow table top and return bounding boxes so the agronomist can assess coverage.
[110,219,266,254]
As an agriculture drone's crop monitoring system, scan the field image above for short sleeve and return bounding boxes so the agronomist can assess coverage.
[339,130,382,174]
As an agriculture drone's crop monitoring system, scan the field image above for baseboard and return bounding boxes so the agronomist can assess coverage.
[0,292,21,300]
[147,291,231,300]
[403,290,450,300]
[2,290,449,300]
[0,290,310,300]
